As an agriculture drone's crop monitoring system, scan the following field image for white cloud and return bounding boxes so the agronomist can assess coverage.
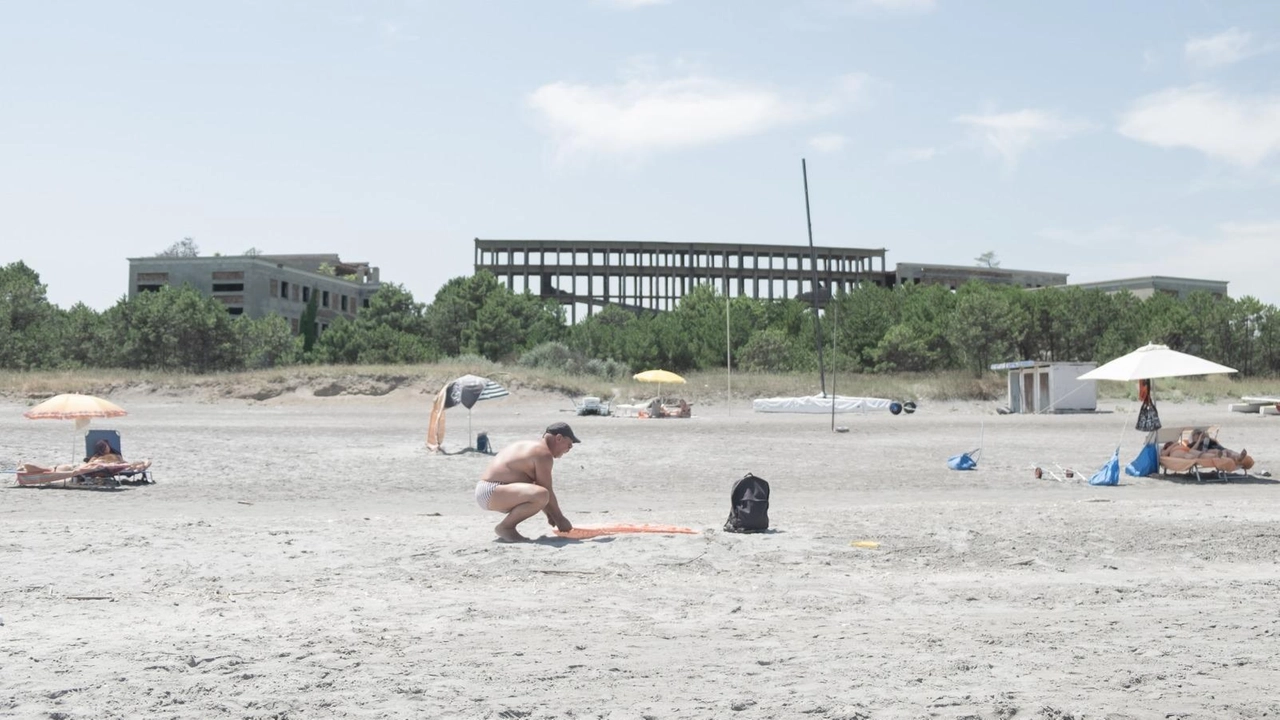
[602,0,671,7]
[954,109,1087,169]
[889,146,937,163]
[859,0,937,12]
[1036,225,1195,254]
[1117,85,1280,167]
[1185,28,1259,68]
[528,72,871,158]
[1035,222,1280,305]
[809,133,848,153]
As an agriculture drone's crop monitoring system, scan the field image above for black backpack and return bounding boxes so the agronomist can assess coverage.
[724,473,770,533]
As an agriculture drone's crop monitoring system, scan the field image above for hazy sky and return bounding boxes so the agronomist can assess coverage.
[4,0,1279,311]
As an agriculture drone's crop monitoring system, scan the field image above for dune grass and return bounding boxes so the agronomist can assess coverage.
[4,363,1275,405]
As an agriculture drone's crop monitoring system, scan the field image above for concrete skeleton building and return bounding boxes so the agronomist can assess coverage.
[125,243,1228,335]
[474,239,1231,318]
[474,238,892,322]
[127,254,381,334]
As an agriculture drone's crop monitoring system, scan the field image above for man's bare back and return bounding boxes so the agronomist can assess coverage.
[479,440,549,486]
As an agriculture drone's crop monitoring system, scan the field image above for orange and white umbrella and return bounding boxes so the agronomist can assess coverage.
[24,393,127,430]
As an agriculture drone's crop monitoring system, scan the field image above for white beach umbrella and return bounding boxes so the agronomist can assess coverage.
[1076,344,1236,382]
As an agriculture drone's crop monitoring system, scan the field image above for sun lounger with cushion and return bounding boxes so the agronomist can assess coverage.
[1150,425,1252,481]
[15,459,153,489]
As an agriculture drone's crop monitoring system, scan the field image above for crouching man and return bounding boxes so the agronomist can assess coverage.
[474,422,580,542]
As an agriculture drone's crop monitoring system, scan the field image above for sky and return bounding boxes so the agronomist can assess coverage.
[3,0,1280,311]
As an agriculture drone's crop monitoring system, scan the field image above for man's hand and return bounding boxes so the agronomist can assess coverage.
[552,515,572,533]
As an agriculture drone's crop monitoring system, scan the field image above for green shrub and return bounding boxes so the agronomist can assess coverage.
[584,357,628,379]
[519,341,583,373]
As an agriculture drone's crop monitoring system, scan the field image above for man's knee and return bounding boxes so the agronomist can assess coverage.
[527,486,550,509]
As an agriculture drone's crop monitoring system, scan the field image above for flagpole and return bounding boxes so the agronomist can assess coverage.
[726,295,732,415]
[802,159,827,397]
[831,293,837,432]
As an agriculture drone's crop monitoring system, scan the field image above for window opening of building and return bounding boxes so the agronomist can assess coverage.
[322,290,330,308]
[341,295,348,311]
[137,284,163,293]
[302,287,310,302]
[280,281,290,299]
[363,298,370,309]
[212,283,244,292]
[227,307,244,315]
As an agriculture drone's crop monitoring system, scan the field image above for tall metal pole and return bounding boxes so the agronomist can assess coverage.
[802,159,827,397]
[831,293,837,432]
[725,295,732,415]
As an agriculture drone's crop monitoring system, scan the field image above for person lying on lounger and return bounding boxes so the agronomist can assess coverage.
[474,422,580,542]
[87,439,125,464]
[1160,430,1254,469]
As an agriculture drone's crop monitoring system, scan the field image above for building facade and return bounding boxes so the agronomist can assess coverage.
[474,238,891,321]
[472,239,1235,318]
[127,254,381,334]
[894,262,1068,290]
[1064,276,1229,300]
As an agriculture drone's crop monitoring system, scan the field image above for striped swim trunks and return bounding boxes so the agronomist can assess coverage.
[475,480,501,511]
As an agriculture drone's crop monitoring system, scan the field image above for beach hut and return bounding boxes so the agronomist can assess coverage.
[991,360,1097,414]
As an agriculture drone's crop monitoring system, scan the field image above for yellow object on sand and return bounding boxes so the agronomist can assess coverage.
[633,370,686,385]
[24,393,127,421]
[850,540,880,549]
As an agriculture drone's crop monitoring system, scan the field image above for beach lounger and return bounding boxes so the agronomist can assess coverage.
[1151,426,1251,481]
[83,429,155,485]
[659,398,693,418]
[615,397,659,418]
[15,461,144,490]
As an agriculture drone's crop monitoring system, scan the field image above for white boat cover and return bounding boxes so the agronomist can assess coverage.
[752,394,896,414]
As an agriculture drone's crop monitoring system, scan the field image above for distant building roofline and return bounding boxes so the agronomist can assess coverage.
[128,254,380,286]
[1066,275,1228,287]
[895,261,1064,276]
[476,238,888,256]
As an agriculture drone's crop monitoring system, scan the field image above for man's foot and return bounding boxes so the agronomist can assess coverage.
[494,524,530,543]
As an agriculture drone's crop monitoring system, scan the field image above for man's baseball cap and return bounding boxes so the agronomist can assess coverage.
[545,421,582,443]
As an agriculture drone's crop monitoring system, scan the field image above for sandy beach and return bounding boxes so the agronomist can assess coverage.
[2,386,1279,719]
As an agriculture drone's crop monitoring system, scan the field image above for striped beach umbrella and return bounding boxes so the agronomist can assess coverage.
[444,375,509,450]
[24,393,128,460]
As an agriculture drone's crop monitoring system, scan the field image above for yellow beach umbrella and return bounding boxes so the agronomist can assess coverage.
[633,369,686,400]
[633,370,686,385]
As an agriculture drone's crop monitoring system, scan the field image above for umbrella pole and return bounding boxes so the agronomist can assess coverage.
[1114,410,1130,450]
[726,295,732,416]
[468,409,473,450]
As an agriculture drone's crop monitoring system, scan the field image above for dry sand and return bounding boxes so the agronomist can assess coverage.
[2,387,1279,719]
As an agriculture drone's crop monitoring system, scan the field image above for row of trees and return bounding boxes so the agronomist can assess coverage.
[4,260,1280,376]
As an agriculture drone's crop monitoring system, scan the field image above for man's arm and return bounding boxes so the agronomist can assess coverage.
[533,454,571,531]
